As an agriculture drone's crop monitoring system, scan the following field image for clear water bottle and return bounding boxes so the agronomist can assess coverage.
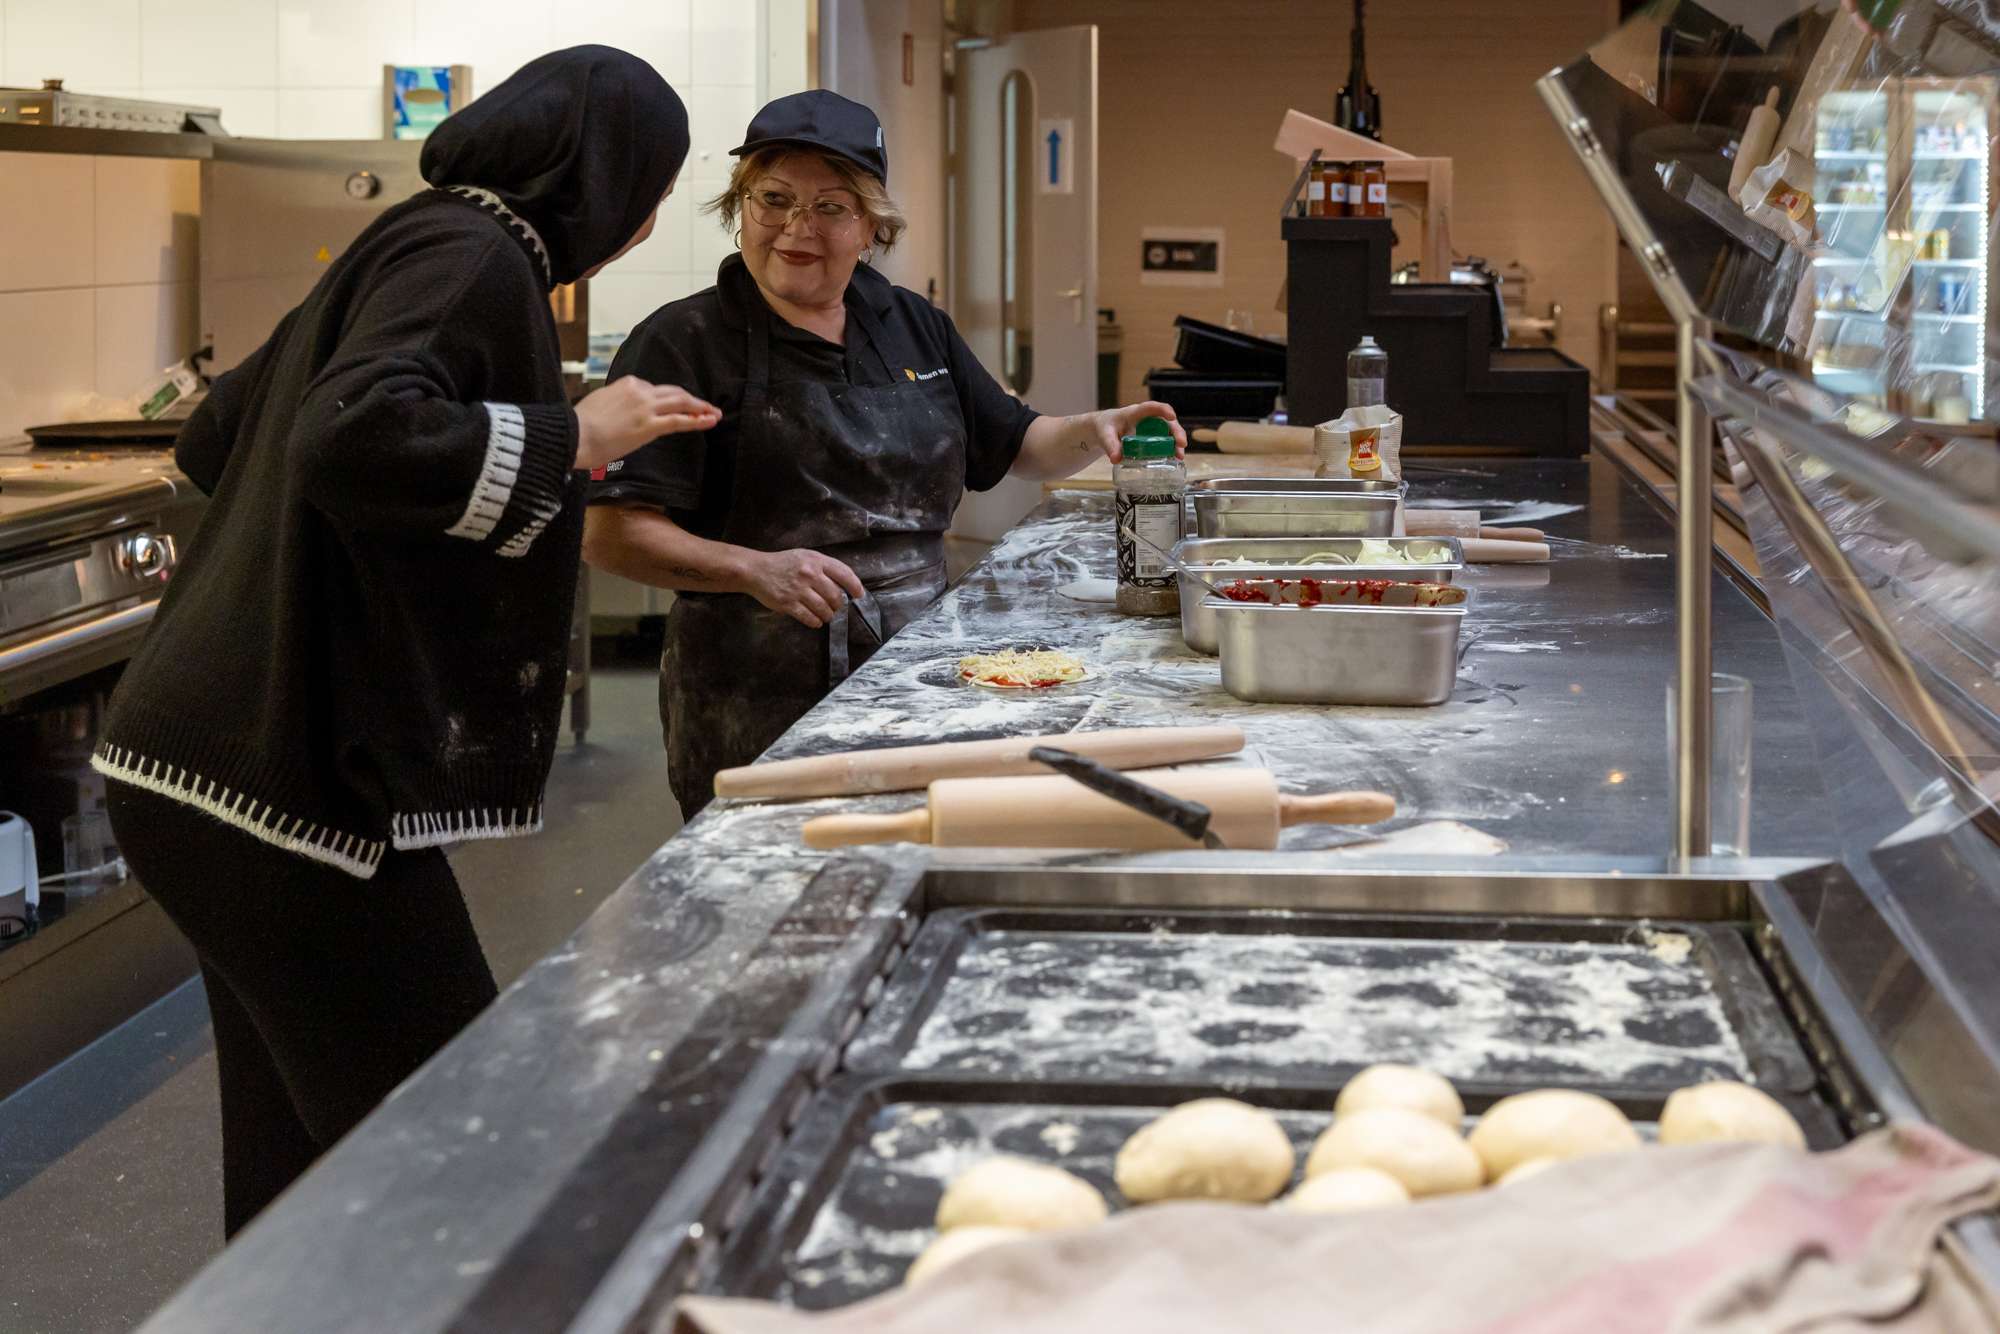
[1347,334,1388,410]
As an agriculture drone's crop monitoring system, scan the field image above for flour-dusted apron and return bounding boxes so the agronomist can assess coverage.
[661,282,968,817]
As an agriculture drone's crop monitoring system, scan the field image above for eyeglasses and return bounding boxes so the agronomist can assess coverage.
[743,188,865,233]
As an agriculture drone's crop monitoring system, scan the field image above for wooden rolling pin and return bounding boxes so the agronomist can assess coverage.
[801,768,1395,850]
[715,725,1245,799]
[1192,423,1314,454]
[1458,538,1551,563]
[1403,509,1546,543]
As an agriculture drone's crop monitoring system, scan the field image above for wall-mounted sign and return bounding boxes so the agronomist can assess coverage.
[1039,117,1074,195]
[1140,227,1225,287]
[385,65,473,140]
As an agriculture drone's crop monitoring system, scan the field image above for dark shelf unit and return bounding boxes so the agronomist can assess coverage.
[1285,216,1590,454]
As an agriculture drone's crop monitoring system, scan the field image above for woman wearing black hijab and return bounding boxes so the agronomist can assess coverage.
[94,47,714,1236]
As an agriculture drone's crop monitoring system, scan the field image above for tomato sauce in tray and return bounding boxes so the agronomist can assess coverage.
[1216,577,1466,608]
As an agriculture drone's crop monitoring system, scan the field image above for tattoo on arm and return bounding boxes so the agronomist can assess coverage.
[666,564,716,583]
[1070,413,1097,453]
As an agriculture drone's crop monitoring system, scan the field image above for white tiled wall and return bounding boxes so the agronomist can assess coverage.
[0,0,812,434]
[582,1,808,341]
[0,154,200,439]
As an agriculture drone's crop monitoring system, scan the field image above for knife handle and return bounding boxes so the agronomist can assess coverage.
[801,808,931,849]
[1028,746,1219,846]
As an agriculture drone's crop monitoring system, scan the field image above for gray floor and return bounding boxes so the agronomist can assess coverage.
[0,662,680,1334]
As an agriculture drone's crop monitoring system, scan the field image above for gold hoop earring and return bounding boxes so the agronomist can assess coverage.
[733,229,744,250]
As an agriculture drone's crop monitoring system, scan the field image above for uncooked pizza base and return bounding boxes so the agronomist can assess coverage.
[958,648,1089,690]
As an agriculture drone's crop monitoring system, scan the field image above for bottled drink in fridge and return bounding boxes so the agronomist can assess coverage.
[1347,335,1388,410]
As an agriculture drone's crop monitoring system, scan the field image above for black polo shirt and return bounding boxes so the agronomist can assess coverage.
[584,255,1037,536]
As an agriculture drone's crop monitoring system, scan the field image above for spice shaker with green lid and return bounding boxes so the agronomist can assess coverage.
[1114,417,1185,617]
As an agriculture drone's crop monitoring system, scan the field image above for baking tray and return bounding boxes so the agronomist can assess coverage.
[1174,536,1464,655]
[1171,315,1288,376]
[1143,368,1283,424]
[26,419,181,448]
[842,909,1818,1097]
[1189,477,1403,539]
[702,1070,1845,1309]
[1210,594,1466,705]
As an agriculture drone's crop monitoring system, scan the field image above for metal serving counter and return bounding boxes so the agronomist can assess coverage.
[130,457,1943,1334]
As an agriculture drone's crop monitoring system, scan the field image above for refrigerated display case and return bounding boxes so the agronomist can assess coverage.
[1539,4,2000,1298]
[1811,78,1994,419]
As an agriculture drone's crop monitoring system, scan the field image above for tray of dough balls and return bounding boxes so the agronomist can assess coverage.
[838,909,1820,1097]
[703,1069,1845,1310]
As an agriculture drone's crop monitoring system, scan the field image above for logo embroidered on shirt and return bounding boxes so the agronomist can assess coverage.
[906,367,950,382]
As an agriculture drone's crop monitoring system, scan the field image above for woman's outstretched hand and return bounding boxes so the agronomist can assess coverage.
[574,378,721,472]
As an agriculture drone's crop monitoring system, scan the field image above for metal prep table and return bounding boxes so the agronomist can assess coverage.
[129,453,2000,1334]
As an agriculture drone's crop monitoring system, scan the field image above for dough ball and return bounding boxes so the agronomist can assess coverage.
[1658,1081,1806,1150]
[1468,1090,1642,1179]
[1115,1098,1295,1204]
[1334,1064,1466,1129]
[1282,1166,1412,1214]
[904,1226,1028,1286]
[935,1156,1109,1232]
[1305,1107,1483,1197]
[1496,1157,1560,1187]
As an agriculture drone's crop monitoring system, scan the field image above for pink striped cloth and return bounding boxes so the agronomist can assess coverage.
[674,1124,2000,1334]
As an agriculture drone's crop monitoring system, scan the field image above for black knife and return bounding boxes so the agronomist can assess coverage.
[1027,746,1226,849]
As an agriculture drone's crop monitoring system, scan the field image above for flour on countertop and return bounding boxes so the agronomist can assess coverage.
[1643,930,1696,965]
[1474,640,1562,654]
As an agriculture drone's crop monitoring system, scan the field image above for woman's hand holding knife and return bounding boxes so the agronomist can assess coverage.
[745,549,868,629]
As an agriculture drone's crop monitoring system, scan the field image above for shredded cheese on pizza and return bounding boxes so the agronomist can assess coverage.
[958,648,1087,689]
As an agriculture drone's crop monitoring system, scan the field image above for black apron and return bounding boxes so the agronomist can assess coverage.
[660,280,967,817]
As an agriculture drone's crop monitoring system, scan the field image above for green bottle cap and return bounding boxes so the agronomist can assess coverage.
[1120,416,1178,459]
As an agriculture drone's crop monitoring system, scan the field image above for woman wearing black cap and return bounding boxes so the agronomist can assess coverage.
[584,90,1183,816]
[94,47,716,1235]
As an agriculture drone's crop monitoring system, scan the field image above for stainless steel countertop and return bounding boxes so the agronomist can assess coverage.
[0,439,190,554]
[135,457,1840,1334]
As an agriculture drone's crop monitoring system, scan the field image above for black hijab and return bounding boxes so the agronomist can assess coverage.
[421,46,689,286]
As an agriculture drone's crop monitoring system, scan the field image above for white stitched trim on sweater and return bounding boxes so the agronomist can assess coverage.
[391,806,544,851]
[92,745,386,880]
[496,500,560,559]
[447,403,525,542]
[444,185,552,285]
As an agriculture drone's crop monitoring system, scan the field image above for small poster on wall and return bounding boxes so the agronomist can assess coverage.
[385,65,473,140]
[1140,227,1225,287]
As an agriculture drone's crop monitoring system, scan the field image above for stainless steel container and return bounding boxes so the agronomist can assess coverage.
[1174,536,1464,655]
[1209,595,1468,706]
[1189,477,1404,539]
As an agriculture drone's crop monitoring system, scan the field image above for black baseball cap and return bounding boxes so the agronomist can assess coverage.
[730,90,889,187]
